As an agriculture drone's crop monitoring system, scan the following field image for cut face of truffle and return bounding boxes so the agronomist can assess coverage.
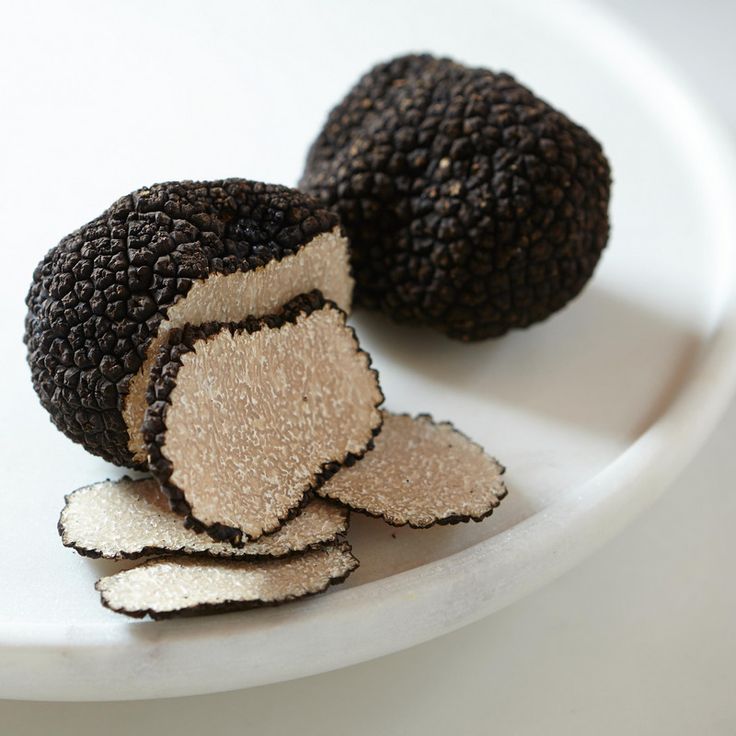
[123,228,351,465]
[317,412,507,527]
[24,180,353,467]
[144,292,383,544]
[301,54,611,341]
[59,477,349,560]
[95,543,359,619]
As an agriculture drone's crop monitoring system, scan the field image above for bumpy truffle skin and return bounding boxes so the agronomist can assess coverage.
[301,54,611,340]
[24,180,340,467]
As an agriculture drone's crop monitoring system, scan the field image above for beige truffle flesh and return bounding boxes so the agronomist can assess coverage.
[58,477,349,560]
[95,543,359,619]
[317,412,507,527]
[144,291,384,545]
[123,226,353,466]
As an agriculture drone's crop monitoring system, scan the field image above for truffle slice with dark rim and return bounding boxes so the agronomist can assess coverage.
[317,412,507,527]
[59,477,349,560]
[25,179,353,468]
[95,543,359,619]
[144,292,383,545]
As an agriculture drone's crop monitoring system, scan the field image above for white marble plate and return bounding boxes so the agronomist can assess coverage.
[2,0,736,701]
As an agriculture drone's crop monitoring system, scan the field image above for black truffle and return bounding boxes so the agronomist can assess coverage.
[25,180,354,467]
[95,542,359,619]
[144,291,384,545]
[301,54,611,340]
[317,411,507,527]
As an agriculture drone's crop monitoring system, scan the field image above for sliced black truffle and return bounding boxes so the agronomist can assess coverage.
[24,179,353,467]
[95,543,359,619]
[301,54,611,340]
[144,292,383,544]
[317,411,507,527]
[59,477,349,560]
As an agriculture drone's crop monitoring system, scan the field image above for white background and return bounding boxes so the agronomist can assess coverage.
[2,0,735,732]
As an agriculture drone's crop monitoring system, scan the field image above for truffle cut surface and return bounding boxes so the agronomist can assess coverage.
[24,179,353,467]
[59,477,349,560]
[96,543,359,619]
[301,54,611,340]
[123,227,351,464]
[144,292,383,543]
[317,412,507,527]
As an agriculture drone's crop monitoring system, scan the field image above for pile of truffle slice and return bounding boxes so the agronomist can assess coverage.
[33,179,507,619]
[61,366,507,619]
[61,404,507,618]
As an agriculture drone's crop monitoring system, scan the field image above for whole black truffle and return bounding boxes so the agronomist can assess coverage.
[25,180,353,467]
[301,54,611,340]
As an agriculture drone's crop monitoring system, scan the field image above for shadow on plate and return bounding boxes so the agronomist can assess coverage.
[345,483,539,587]
[352,284,703,442]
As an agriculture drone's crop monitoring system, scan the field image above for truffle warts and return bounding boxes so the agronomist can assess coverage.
[301,54,611,340]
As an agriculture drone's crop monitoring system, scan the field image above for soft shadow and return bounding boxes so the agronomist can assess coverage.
[345,486,539,586]
[86,557,141,577]
[352,285,703,442]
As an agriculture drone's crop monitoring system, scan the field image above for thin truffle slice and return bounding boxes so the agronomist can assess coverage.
[96,543,359,619]
[59,477,349,560]
[25,179,353,468]
[317,412,507,527]
[144,292,383,544]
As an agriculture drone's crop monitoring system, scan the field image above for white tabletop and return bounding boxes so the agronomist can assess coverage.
[3,0,735,732]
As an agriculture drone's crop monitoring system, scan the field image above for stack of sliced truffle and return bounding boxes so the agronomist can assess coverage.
[26,54,610,620]
[28,178,507,618]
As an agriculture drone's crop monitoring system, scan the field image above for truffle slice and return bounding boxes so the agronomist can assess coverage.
[24,179,353,468]
[96,543,359,619]
[59,477,349,560]
[317,412,507,527]
[144,292,383,544]
[301,54,611,341]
